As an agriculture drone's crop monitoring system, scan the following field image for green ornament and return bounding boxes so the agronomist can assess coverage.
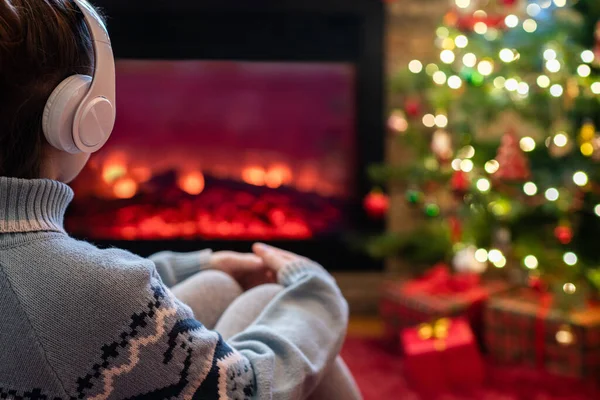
[406,190,422,204]
[470,72,484,86]
[424,203,440,217]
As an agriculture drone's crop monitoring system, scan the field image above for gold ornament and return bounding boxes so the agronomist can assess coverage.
[579,120,596,143]
[555,324,576,346]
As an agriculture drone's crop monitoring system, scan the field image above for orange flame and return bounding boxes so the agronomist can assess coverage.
[178,172,205,195]
[114,178,138,199]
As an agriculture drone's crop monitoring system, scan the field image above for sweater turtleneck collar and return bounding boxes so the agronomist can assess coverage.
[0,177,73,234]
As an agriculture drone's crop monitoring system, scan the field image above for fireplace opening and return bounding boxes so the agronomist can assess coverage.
[71,0,384,271]
[67,60,357,241]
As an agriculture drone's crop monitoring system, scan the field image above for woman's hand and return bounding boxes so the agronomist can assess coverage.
[210,251,276,290]
[252,243,307,274]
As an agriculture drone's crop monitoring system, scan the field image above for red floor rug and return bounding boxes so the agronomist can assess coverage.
[341,337,600,400]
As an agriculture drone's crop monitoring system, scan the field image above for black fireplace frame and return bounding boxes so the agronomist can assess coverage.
[83,0,385,272]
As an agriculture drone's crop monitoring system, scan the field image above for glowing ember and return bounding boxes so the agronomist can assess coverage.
[242,167,266,186]
[113,178,138,199]
[178,172,205,195]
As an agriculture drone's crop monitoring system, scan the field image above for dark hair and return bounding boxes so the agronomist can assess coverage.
[0,0,94,178]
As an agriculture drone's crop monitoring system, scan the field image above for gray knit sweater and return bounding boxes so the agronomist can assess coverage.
[0,177,348,400]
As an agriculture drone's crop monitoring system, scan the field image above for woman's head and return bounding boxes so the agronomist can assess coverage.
[0,0,94,180]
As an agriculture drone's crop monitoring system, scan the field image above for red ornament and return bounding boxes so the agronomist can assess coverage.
[404,98,422,118]
[364,191,390,219]
[500,0,517,5]
[448,216,462,243]
[451,170,470,194]
[445,10,507,32]
[554,225,573,245]
[494,129,531,182]
[528,275,547,293]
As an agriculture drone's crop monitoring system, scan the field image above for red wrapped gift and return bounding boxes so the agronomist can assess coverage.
[380,264,510,346]
[486,289,600,379]
[401,317,485,393]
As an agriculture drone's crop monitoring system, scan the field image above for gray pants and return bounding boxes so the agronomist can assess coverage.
[171,270,362,400]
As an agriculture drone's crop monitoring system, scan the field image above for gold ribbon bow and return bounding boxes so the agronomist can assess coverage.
[417,318,451,351]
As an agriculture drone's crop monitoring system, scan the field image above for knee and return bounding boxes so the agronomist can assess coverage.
[245,283,284,298]
[173,270,243,299]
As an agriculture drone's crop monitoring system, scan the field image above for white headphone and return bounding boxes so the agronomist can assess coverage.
[42,0,116,154]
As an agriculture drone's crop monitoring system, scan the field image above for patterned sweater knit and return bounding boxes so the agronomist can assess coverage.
[0,177,349,400]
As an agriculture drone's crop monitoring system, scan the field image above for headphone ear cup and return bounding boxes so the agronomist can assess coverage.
[42,75,93,154]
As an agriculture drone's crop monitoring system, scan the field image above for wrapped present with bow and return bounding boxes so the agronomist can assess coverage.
[380,264,510,347]
[401,317,485,393]
[485,288,600,379]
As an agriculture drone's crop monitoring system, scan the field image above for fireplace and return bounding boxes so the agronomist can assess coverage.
[68,0,385,271]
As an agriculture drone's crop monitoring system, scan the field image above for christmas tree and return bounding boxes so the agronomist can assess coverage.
[367,0,600,304]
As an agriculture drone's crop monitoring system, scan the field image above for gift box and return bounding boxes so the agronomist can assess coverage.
[485,289,600,379]
[401,317,485,393]
[380,264,510,346]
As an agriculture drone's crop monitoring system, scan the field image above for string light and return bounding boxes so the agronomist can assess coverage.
[544,49,557,61]
[577,64,591,77]
[474,22,488,35]
[494,256,507,268]
[461,146,476,159]
[493,77,506,89]
[563,283,577,294]
[505,78,519,91]
[581,142,594,156]
[520,137,536,152]
[423,114,436,128]
[460,159,474,172]
[554,133,568,147]
[553,0,566,7]
[526,4,541,17]
[476,178,491,192]
[517,82,530,95]
[523,182,538,196]
[475,249,488,263]
[463,53,477,68]
[499,48,515,63]
[433,71,447,85]
[540,0,552,9]
[455,0,471,9]
[484,29,499,41]
[546,59,561,72]
[563,252,578,266]
[573,171,589,186]
[436,27,450,38]
[581,50,595,64]
[455,35,468,48]
[537,75,551,88]
[524,255,539,269]
[488,249,506,268]
[440,50,455,64]
[594,204,600,216]
[591,82,600,94]
[505,15,519,28]
[550,84,563,97]
[448,75,463,89]
[408,60,423,73]
[545,188,559,201]
[523,19,537,33]
[485,160,500,174]
[426,64,439,75]
[435,114,449,128]
[478,60,494,76]
[451,159,462,171]
[442,38,455,50]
